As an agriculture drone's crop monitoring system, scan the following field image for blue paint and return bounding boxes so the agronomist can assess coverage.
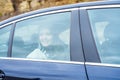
[86,65,120,80]
[0,59,87,80]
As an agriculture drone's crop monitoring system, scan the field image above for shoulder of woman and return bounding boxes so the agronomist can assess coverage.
[26,48,47,59]
[33,49,41,52]
[26,49,41,58]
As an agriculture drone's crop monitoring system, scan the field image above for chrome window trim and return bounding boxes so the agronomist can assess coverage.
[0,57,84,65]
[86,62,120,68]
[0,23,13,28]
[80,4,120,10]
[0,8,78,28]
[14,8,78,23]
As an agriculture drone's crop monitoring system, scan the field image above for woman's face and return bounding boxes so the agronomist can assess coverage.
[39,29,53,47]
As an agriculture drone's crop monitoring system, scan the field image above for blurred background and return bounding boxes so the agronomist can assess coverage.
[0,0,101,21]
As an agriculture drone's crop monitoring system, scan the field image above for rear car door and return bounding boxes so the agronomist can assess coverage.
[80,4,120,80]
[0,8,87,80]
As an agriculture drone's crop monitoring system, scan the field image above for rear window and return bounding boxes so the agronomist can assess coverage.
[88,8,120,64]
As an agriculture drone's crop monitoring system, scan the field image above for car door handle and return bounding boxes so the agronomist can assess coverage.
[0,69,5,80]
[0,70,41,80]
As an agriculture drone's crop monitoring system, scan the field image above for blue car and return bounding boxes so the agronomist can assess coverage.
[0,0,120,80]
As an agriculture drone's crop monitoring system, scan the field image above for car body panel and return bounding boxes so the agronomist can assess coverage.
[0,58,86,80]
[86,63,120,80]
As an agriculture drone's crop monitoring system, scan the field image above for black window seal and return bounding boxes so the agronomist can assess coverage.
[80,8,100,63]
[70,8,84,62]
[7,23,16,57]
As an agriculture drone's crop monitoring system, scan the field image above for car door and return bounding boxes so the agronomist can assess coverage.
[80,4,120,80]
[0,8,87,80]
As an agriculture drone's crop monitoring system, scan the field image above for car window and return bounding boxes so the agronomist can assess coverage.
[0,25,12,57]
[88,8,120,64]
[12,12,71,61]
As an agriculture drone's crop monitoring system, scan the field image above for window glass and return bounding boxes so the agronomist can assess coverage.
[88,8,120,64]
[12,12,71,61]
[0,25,11,57]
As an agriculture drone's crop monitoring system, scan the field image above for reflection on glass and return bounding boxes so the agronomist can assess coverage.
[0,25,11,57]
[88,8,120,64]
[12,12,71,61]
